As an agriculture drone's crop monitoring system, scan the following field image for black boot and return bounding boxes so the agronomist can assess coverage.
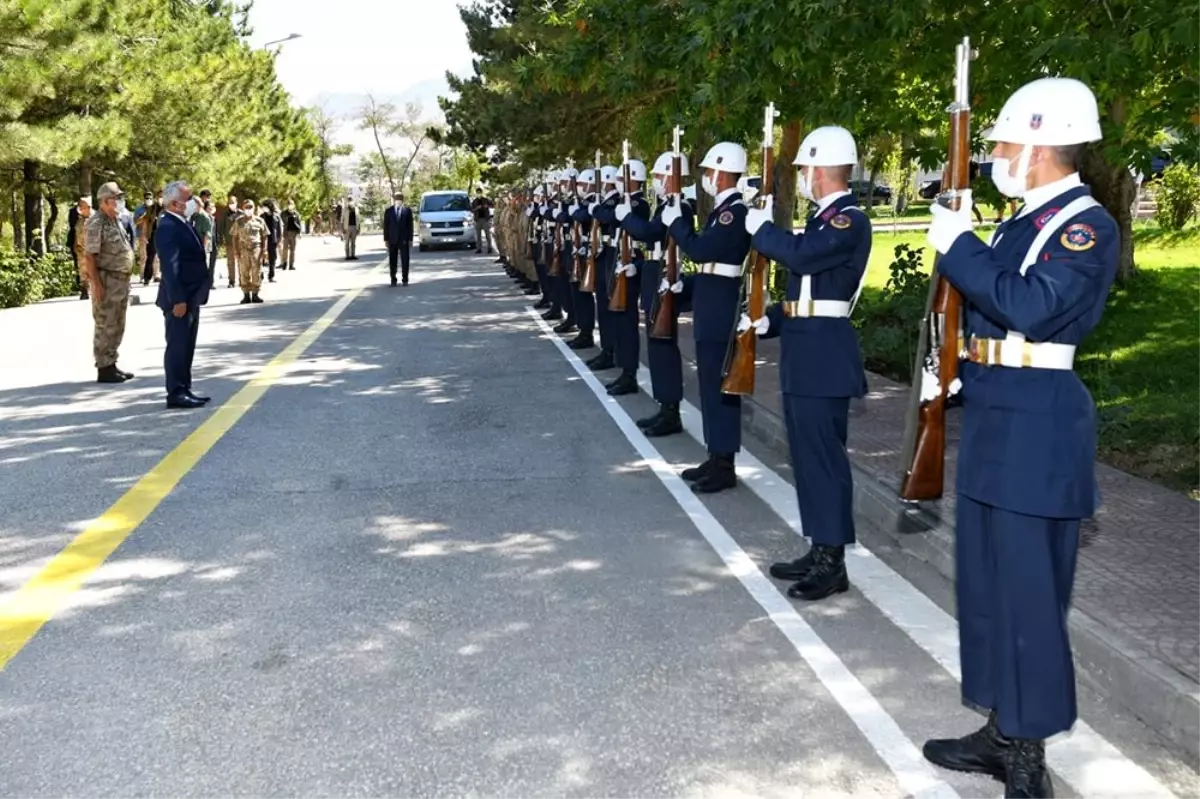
[523,286,540,296]
[770,549,817,581]
[567,334,595,350]
[692,453,737,494]
[606,371,637,396]
[586,350,615,371]
[922,711,1010,782]
[97,364,126,384]
[681,456,715,482]
[251,293,263,304]
[114,365,135,380]
[542,308,564,321]
[636,405,664,429]
[786,544,849,600]
[80,288,89,300]
[533,297,551,310]
[553,320,577,335]
[644,403,682,437]
[240,292,252,304]
[1004,739,1053,798]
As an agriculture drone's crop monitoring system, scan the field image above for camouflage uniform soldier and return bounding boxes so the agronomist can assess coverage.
[220,195,241,288]
[73,198,92,299]
[236,199,267,304]
[495,198,509,264]
[84,182,135,384]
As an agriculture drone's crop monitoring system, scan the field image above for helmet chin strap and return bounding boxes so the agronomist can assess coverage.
[1013,143,1034,196]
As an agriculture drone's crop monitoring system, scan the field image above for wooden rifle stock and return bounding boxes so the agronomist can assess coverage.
[609,142,633,313]
[581,151,601,293]
[650,126,684,340]
[722,103,778,396]
[898,37,973,502]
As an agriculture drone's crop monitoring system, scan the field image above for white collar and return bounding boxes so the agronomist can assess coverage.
[1018,173,1083,217]
[815,189,852,215]
[166,210,188,225]
[604,189,619,200]
[714,187,739,208]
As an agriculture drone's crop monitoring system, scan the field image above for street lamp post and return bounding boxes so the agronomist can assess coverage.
[262,33,302,48]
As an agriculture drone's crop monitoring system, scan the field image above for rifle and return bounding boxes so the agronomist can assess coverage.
[898,37,975,502]
[581,150,601,293]
[571,174,583,282]
[650,125,684,340]
[722,102,778,395]
[608,140,633,312]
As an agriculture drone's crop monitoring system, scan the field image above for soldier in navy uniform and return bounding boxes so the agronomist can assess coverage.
[616,150,691,436]
[593,158,648,396]
[567,171,599,351]
[552,169,579,336]
[539,176,566,321]
[661,142,752,493]
[584,166,621,373]
[742,126,871,601]
[919,78,1116,799]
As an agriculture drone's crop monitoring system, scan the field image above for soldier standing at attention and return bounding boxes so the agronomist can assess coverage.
[220,194,241,288]
[281,199,302,271]
[71,197,93,300]
[236,199,267,304]
[919,77,1115,799]
[567,171,598,352]
[585,165,621,374]
[661,142,752,494]
[83,182,136,384]
[743,126,872,602]
[597,156,649,397]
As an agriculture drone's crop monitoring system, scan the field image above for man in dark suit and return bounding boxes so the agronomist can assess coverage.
[383,191,414,286]
[155,180,211,410]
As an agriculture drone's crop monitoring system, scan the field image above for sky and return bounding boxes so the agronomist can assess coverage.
[246,0,475,162]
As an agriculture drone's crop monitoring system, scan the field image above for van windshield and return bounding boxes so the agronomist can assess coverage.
[420,194,470,213]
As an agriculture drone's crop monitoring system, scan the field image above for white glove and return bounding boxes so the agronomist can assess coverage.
[569,203,579,215]
[659,278,684,294]
[737,313,770,336]
[615,203,631,221]
[661,203,683,228]
[525,207,534,218]
[618,262,637,277]
[588,202,599,215]
[926,189,974,254]
[745,208,773,236]
[919,368,963,402]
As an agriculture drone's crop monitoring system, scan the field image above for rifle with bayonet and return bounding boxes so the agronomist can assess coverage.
[722,103,778,395]
[608,140,633,312]
[650,126,684,340]
[898,37,975,501]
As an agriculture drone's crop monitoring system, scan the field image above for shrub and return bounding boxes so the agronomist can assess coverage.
[852,243,930,380]
[1155,163,1200,231]
[0,250,80,308]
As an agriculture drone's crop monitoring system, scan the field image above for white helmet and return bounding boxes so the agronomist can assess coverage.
[558,167,579,181]
[699,142,747,174]
[986,77,1102,146]
[651,151,690,177]
[532,184,545,197]
[620,159,647,182]
[736,176,759,204]
[600,165,619,185]
[793,126,858,166]
[578,168,596,188]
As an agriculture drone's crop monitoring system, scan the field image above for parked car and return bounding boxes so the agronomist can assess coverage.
[850,180,893,205]
[918,179,942,200]
[417,191,475,251]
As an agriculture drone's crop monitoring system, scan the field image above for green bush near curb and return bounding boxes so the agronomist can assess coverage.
[0,250,79,309]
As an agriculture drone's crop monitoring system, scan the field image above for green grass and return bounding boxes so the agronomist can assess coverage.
[860,224,1200,494]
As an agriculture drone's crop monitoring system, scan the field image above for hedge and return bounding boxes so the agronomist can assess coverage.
[0,249,80,309]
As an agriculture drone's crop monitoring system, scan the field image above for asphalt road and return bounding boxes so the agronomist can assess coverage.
[0,234,1195,798]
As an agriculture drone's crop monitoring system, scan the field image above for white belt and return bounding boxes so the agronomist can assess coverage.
[546,222,557,231]
[782,299,851,318]
[697,262,743,278]
[965,334,1075,370]
[601,235,613,245]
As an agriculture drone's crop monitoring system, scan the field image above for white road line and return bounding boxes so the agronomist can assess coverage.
[632,370,1180,799]
[529,309,960,799]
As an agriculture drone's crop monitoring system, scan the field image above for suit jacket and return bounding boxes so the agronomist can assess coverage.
[384,205,413,247]
[155,212,210,311]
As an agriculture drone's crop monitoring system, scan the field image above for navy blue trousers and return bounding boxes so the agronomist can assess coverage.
[783,395,854,547]
[957,496,1080,740]
[534,260,552,303]
[163,306,200,398]
[695,339,741,454]
[594,247,613,353]
[641,261,683,403]
[609,265,640,373]
[557,247,576,321]
[574,285,596,335]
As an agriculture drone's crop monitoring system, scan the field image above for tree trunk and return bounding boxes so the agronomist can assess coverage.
[23,160,43,256]
[78,162,93,198]
[11,188,22,251]
[1081,147,1136,282]
[774,120,802,230]
[44,194,58,248]
[896,135,913,215]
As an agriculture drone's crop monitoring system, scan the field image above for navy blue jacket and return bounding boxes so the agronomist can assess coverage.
[155,213,209,311]
[755,193,870,398]
[668,191,751,342]
[383,205,414,247]
[939,183,1118,519]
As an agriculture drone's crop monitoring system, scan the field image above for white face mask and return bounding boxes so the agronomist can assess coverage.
[701,173,717,197]
[991,145,1033,199]
[116,200,127,215]
[652,176,666,197]
[184,198,198,218]
[796,167,815,202]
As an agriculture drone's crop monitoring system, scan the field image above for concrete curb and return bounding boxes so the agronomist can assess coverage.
[736,388,1200,762]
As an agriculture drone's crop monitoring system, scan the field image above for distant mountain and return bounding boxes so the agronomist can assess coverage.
[302,71,467,122]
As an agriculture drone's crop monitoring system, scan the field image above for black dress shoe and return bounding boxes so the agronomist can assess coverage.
[552,320,577,335]
[692,454,737,493]
[770,550,817,581]
[97,365,126,384]
[186,390,211,403]
[391,278,398,286]
[606,372,637,396]
[166,394,206,409]
[523,286,540,296]
[644,404,682,437]
[636,407,664,428]
[533,297,551,310]
[567,334,595,350]
[541,308,564,321]
[586,350,616,371]
[681,456,715,482]
[923,711,1009,782]
[786,544,849,600]
[1004,739,1053,798]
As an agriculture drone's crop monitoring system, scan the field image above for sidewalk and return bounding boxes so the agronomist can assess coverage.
[662,318,1200,759]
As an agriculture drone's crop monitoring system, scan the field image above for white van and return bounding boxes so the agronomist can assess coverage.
[417,191,475,251]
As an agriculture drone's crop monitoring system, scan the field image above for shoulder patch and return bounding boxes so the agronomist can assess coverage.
[718,210,734,226]
[1033,207,1060,230]
[1061,223,1096,252]
[829,213,852,230]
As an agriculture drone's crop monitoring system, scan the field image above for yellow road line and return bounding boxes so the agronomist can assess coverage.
[0,273,377,670]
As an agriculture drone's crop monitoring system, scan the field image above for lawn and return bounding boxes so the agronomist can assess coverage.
[859,224,1200,494]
